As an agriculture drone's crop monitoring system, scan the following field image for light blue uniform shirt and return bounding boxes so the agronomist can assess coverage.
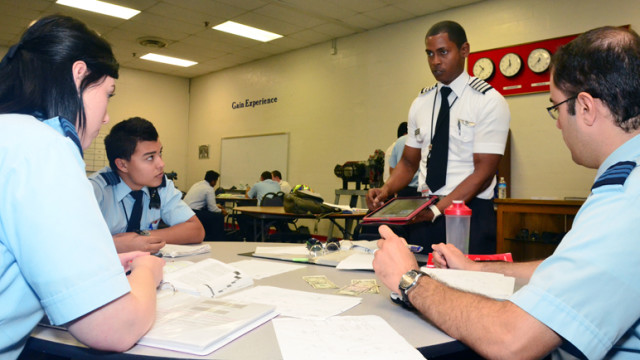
[247,179,281,205]
[89,166,195,234]
[510,134,640,359]
[0,115,129,358]
[389,134,419,188]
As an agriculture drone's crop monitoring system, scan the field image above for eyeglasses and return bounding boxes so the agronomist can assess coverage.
[546,95,577,120]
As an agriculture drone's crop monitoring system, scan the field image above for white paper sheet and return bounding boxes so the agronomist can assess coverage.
[335,253,374,270]
[221,286,361,319]
[229,259,306,279]
[255,246,309,255]
[273,316,425,360]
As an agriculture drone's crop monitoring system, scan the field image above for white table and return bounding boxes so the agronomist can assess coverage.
[28,242,460,359]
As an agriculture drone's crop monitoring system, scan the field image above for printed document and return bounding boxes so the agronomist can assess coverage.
[274,315,424,360]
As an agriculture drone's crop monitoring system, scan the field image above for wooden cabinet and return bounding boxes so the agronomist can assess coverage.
[495,199,584,261]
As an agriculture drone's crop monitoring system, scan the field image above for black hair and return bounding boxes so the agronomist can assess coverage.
[104,117,159,171]
[426,21,467,49]
[397,122,408,138]
[272,170,282,179]
[552,26,640,132]
[0,15,119,134]
[261,171,273,180]
[205,170,220,183]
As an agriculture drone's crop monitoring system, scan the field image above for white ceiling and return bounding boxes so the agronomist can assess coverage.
[0,0,483,78]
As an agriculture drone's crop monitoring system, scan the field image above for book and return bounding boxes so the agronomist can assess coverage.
[160,258,253,298]
[138,290,277,355]
[159,243,211,258]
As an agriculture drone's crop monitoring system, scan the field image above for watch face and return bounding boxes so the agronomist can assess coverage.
[527,48,551,74]
[472,57,495,81]
[399,270,419,290]
[499,52,522,77]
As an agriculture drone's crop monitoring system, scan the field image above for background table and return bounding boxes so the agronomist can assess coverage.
[235,206,366,241]
[27,241,460,359]
[495,198,583,261]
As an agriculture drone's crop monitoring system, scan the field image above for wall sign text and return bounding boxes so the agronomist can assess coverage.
[232,97,278,109]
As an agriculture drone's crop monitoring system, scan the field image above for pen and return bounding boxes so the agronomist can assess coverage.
[292,258,309,262]
[407,244,423,253]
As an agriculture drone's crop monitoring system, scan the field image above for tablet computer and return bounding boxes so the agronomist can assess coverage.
[362,196,438,224]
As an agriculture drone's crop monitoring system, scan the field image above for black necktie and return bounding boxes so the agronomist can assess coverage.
[426,86,452,192]
[126,190,144,232]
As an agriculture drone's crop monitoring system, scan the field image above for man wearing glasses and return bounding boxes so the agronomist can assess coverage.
[373,26,640,359]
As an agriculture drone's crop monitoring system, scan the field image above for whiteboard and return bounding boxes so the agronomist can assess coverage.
[219,133,289,188]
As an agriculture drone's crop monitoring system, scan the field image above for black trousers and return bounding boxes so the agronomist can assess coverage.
[357,198,496,254]
[193,209,226,241]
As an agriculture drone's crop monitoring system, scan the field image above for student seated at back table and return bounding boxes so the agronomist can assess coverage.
[184,170,228,241]
[89,117,204,253]
[0,15,164,358]
[246,170,281,205]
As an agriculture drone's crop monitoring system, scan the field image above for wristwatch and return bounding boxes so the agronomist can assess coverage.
[135,230,150,236]
[398,270,426,306]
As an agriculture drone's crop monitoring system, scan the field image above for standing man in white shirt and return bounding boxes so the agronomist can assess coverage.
[367,20,510,254]
[184,170,228,241]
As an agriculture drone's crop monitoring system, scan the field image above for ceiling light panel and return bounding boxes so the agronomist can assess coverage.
[213,21,282,42]
[56,0,140,20]
[140,53,197,67]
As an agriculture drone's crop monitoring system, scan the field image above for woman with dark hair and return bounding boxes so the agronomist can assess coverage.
[0,15,164,358]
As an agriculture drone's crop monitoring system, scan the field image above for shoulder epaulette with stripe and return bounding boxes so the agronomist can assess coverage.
[100,170,121,186]
[469,78,493,94]
[591,161,637,190]
[419,83,437,95]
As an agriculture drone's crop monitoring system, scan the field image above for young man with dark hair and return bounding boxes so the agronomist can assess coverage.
[184,170,227,241]
[374,26,640,359]
[246,170,280,205]
[89,117,204,253]
[367,20,511,254]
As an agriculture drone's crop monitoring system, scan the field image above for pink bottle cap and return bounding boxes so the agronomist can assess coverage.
[444,200,472,216]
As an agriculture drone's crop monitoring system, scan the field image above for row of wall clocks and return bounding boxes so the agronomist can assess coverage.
[472,47,551,81]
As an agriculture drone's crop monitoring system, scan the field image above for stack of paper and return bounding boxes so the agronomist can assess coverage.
[160,243,211,258]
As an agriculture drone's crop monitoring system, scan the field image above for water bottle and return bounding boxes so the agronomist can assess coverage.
[498,177,507,199]
[444,200,472,254]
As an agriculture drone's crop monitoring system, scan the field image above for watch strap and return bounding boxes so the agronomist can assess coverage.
[429,204,441,223]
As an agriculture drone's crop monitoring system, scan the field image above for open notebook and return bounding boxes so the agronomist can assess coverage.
[161,258,253,298]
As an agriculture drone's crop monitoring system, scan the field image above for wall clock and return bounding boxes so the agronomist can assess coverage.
[472,57,495,80]
[499,53,522,77]
[527,48,552,74]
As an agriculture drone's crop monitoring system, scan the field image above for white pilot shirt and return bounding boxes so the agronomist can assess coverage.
[89,166,195,234]
[405,72,510,199]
